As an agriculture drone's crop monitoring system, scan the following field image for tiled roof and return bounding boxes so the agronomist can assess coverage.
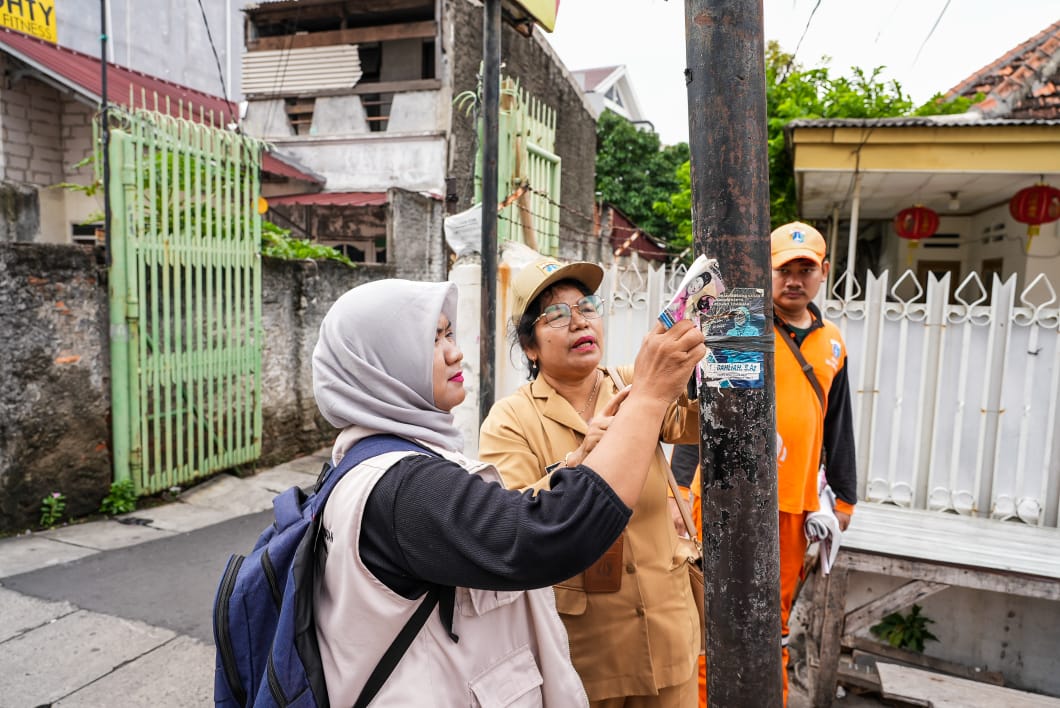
[268,192,388,207]
[0,28,234,120]
[944,19,1060,119]
[606,203,668,261]
[260,153,325,186]
[785,115,1060,129]
[0,28,323,186]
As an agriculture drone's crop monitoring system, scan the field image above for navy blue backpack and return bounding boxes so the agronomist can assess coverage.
[213,435,437,708]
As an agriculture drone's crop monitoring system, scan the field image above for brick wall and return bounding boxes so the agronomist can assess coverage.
[2,74,64,186]
[61,99,96,187]
[388,187,446,282]
[0,70,99,244]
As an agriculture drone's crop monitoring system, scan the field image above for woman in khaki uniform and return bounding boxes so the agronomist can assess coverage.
[479,257,702,707]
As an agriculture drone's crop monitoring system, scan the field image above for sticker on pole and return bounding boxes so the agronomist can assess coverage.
[700,287,766,389]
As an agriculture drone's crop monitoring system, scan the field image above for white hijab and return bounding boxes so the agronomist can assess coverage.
[312,279,463,452]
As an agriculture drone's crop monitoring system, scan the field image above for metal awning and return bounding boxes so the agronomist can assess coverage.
[786,115,1060,220]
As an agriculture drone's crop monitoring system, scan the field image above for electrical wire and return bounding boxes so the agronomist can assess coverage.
[195,0,235,125]
[261,7,303,135]
[788,0,824,71]
[912,0,952,66]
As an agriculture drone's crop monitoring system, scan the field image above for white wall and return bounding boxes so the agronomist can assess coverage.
[1024,219,1060,288]
[270,133,448,195]
[58,0,243,100]
[893,202,1060,295]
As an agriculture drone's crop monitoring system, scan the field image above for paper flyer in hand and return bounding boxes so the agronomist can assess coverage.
[658,255,725,329]
[804,479,842,574]
[699,287,767,389]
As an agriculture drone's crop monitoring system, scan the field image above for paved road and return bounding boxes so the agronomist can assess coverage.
[0,451,327,707]
[3,510,270,645]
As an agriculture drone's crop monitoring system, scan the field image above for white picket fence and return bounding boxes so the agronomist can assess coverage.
[830,269,1060,528]
[454,257,1060,529]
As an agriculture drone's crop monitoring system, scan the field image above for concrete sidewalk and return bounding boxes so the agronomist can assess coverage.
[1,447,887,707]
[0,449,330,708]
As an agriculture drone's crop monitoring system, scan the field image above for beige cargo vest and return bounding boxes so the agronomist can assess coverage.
[315,447,588,707]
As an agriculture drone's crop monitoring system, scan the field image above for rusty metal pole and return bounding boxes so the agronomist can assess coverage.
[684,1,782,705]
[101,0,110,265]
[479,0,501,423]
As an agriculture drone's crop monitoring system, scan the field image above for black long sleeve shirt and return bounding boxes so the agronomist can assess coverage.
[359,455,632,599]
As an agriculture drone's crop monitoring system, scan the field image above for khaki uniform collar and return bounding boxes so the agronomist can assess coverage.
[528,368,606,435]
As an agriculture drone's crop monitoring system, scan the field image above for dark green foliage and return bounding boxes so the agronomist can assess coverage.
[100,479,138,516]
[654,42,983,260]
[39,492,66,528]
[595,110,689,243]
[261,220,356,267]
[870,604,940,652]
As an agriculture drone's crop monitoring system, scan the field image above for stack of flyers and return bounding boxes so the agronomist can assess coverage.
[658,255,726,329]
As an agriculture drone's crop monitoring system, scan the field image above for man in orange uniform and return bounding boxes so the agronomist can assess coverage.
[770,221,856,705]
[673,221,857,706]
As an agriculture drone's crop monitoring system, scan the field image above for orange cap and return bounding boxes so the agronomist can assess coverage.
[770,222,826,269]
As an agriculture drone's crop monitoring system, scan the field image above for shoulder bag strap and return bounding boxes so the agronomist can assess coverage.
[605,367,700,555]
[774,318,826,408]
[775,318,829,471]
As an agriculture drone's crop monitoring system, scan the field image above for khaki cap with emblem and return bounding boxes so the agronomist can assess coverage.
[510,256,605,322]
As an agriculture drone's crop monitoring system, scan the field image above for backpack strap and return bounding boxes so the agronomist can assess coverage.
[315,434,444,707]
[316,434,434,495]
[353,587,444,708]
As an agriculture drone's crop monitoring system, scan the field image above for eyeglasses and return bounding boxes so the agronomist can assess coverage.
[533,295,605,328]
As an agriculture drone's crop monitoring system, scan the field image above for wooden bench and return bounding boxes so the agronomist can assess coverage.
[807,503,1060,706]
[875,662,1060,707]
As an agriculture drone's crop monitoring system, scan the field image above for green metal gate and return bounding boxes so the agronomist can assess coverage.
[107,108,264,495]
[475,77,562,256]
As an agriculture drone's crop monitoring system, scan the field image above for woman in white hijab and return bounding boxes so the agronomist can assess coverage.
[311,279,704,707]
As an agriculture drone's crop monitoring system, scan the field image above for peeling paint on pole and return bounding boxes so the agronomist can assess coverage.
[684,0,783,705]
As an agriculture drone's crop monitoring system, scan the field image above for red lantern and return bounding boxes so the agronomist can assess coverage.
[1009,184,1060,251]
[894,205,940,241]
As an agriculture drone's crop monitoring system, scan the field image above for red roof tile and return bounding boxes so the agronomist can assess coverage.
[260,153,325,185]
[0,28,235,120]
[944,20,1060,119]
[0,28,323,185]
[267,192,388,207]
[607,204,667,261]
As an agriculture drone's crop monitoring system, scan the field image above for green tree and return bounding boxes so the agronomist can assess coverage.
[656,42,979,257]
[595,109,689,242]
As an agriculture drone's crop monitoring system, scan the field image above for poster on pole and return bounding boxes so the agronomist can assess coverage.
[1,0,57,44]
[700,287,767,389]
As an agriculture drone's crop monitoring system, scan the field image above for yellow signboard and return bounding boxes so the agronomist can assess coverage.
[504,0,559,33]
[0,0,57,44]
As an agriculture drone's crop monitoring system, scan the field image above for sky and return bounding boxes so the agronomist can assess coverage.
[542,1,1060,146]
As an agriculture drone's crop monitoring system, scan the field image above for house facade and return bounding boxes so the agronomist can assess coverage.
[785,19,1060,295]
[239,0,598,266]
[781,21,1060,698]
[571,64,648,126]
